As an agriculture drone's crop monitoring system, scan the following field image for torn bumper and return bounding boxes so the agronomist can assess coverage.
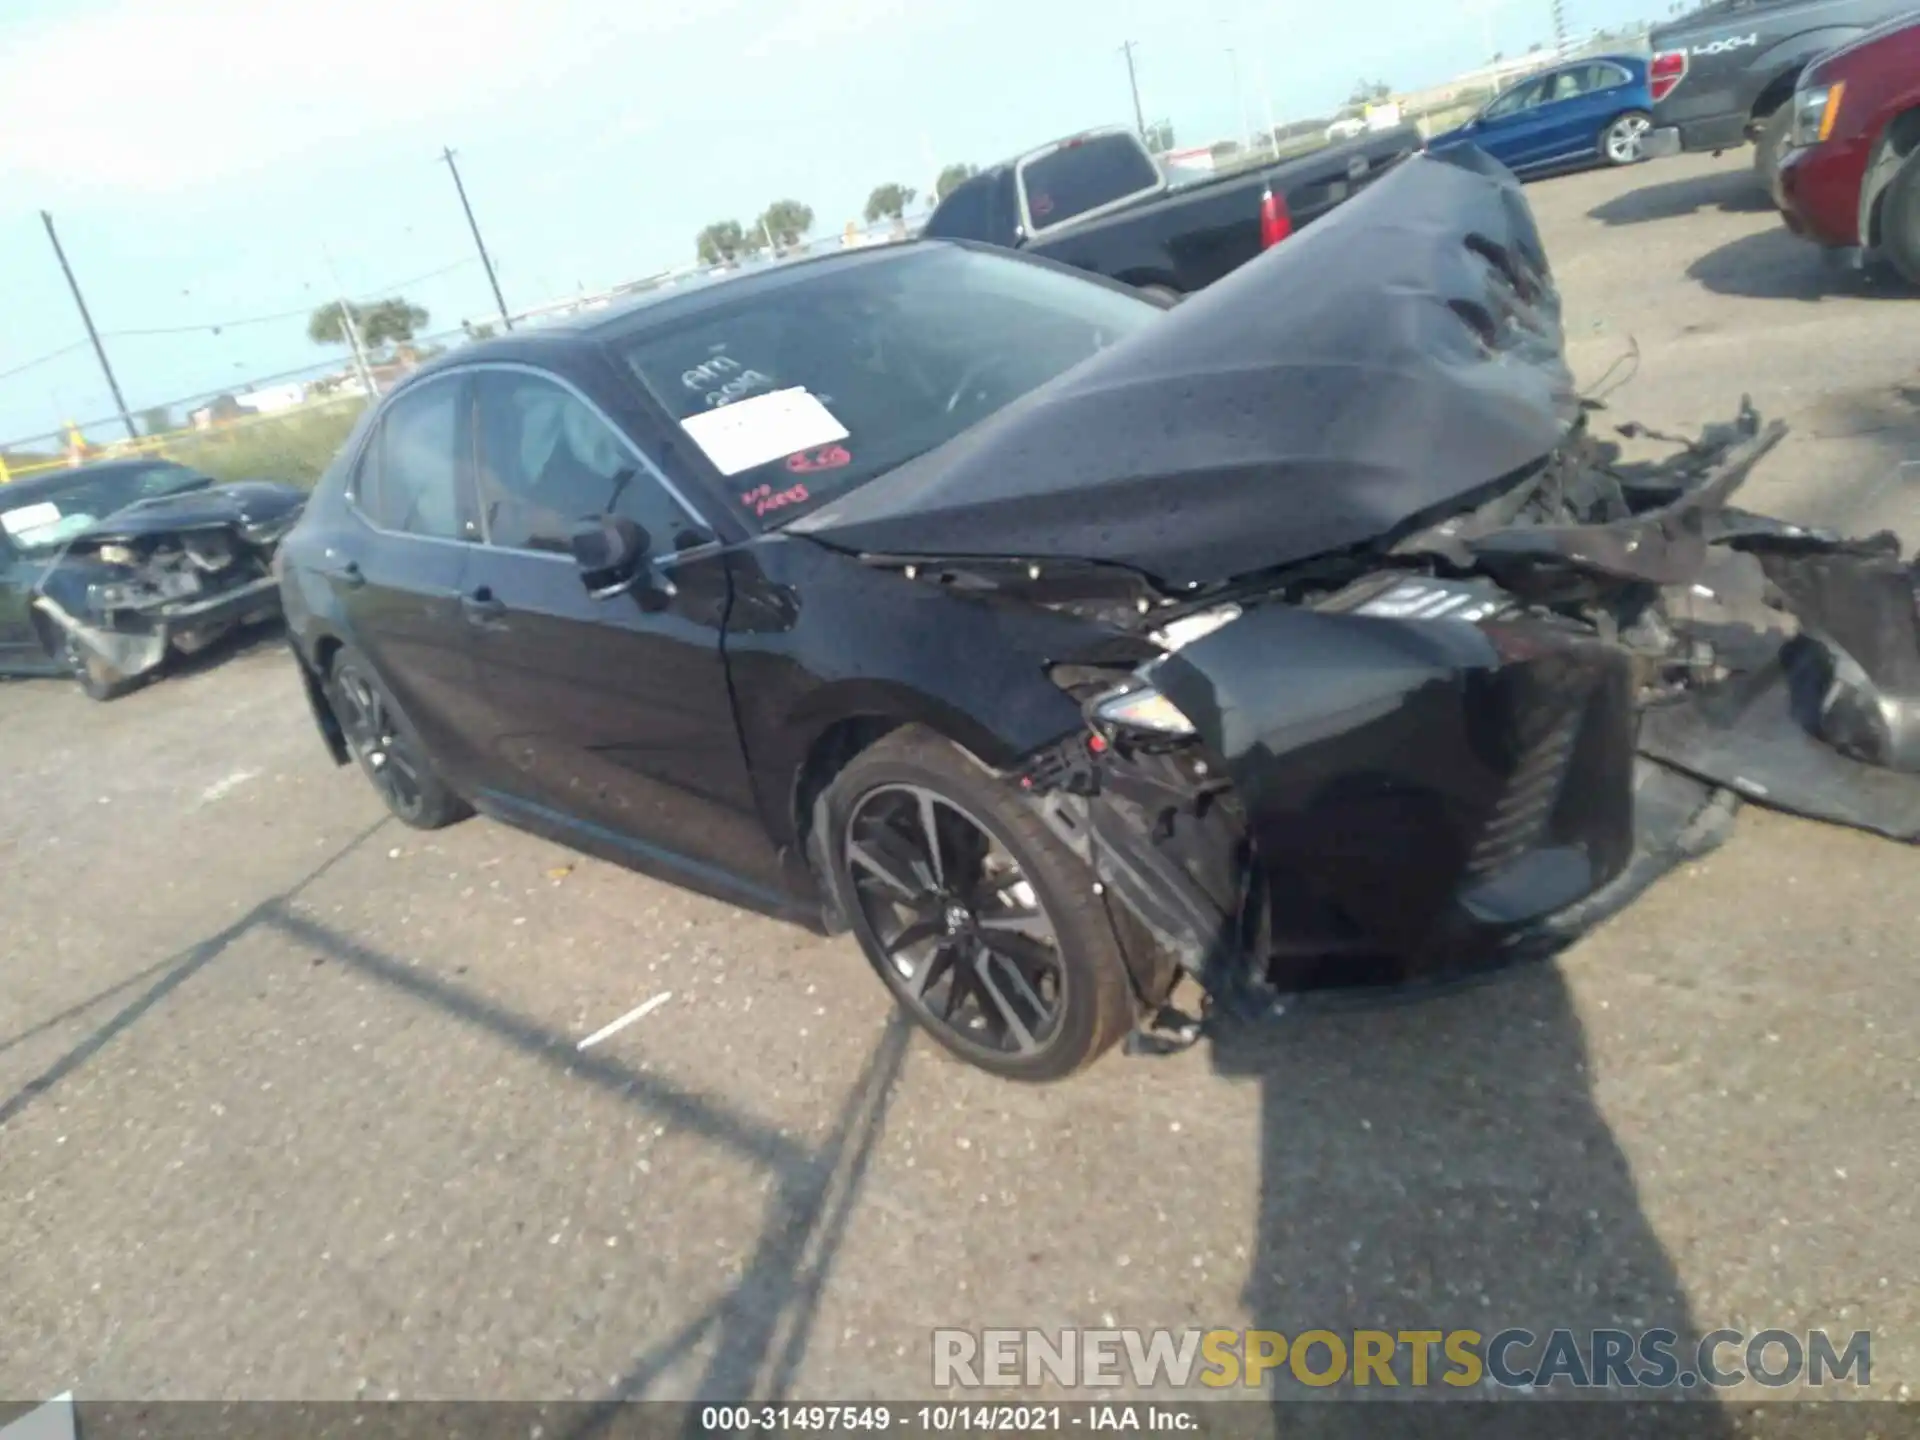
[1024,406,1919,1015]
[36,574,282,678]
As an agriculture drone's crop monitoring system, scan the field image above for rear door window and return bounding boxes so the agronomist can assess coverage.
[357,376,474,540]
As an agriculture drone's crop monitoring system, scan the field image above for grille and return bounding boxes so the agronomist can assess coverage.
[1463,695,1584,883]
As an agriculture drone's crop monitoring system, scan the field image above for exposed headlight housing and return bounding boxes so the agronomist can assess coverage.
[1089,676,1197,737]
[1790,82,1845,147]
[96,543,137,567]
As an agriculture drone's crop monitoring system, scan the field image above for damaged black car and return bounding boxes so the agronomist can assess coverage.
[0,458,304,699]
[278,145,1920,1081]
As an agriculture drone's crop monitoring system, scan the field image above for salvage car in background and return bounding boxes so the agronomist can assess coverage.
[278,149,1920,1082]
[921,123,1422,297]
[0,458,304,699]
[1774,13,1920,282]
[1426,56,1660,175]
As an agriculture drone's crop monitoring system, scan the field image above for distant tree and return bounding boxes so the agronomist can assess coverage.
[1528,40,1543,52]
[863,182,917,224]
[696,219,749,265]
[139,405,174,437]
[1143,120,1176,154]
[463,320,496,341]
[759,198,816,248]
[307,297,426,352]
[359,298,428,349]
[1209,139,1243,161]
[1348,78,1394,104]
[934,163,978,201]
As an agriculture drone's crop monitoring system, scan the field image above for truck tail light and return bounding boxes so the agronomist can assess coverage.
[1649,50,1688,103]
[1259,185,1293,249]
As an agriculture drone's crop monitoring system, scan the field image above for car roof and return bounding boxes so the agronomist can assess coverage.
[409,239,941,384]
[0,456,197,505]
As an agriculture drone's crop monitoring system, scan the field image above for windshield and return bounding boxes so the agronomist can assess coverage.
[0,463,211,557]
[619,245,1160,529]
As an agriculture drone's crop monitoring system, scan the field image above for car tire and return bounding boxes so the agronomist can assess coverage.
[823,725,1137,1082]
[1752,105,1792,196]
[60,628,136,702]
[325,644,471,830]
[1878,150,1920,287]
[1600,110,1653,166]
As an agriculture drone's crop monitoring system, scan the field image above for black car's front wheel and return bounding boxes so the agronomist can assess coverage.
[326,645,470,830]
[824,727,1138,1081]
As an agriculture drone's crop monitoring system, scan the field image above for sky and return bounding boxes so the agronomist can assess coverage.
[0,0,1654,449]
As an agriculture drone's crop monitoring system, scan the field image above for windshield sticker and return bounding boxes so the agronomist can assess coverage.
[785,445,851,474]
[739,481,811,519]
[1,501,61,537]
[681,352,774,409]
[679,387,849,477]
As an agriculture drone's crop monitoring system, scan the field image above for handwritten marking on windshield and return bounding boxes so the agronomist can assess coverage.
[740,481,811,518]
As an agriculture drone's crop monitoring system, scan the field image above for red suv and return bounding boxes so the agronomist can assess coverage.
[1774,14,1920,283]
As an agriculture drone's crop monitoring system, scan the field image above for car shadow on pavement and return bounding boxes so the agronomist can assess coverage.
[1,815,913,1417]
[1212,960,1737,1436]
[1588,168,1773,226]
[1686,228,1920,302]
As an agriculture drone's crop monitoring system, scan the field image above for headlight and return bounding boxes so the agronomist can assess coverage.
[1089,678,1197,737]
[1790,82,1845,147]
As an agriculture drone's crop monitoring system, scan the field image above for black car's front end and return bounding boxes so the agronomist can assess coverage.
[794,147,1919,1021]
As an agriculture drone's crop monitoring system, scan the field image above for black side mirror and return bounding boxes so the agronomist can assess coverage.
[570,515,673,608]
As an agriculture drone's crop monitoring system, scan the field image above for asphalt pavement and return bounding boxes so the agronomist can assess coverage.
[1,150,1915,1407]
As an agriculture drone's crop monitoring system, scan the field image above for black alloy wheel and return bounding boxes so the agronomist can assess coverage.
[332,661,426,821]
[844,783,1069,1063]
[326,653,468,830]
[822,727,1142,1079]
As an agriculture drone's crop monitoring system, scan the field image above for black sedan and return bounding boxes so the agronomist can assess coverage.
[2,458,304,698]
[279,147,1920,1080]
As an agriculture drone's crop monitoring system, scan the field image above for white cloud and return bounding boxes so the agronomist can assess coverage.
[0,0,733,194]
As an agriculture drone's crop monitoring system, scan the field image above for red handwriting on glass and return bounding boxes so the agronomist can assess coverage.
[739,481,811,518]
[785,445,850,473]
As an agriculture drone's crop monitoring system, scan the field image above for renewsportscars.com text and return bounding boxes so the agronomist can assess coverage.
[932,1327,1872,1392]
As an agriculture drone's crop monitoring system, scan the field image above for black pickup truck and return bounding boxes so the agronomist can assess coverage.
[921,124,1425,295]
[1647,0,1920,192]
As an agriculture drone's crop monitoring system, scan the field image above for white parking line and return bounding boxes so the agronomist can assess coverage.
[577,991,674,1051]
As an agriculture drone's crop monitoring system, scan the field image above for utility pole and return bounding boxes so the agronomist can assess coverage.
[1119,41,1148,144]
[321,246,379,400]
[40,211,136,442]
[440,146,513,331]
[1551,0,1567,52]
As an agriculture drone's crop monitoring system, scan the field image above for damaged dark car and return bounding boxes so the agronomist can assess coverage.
[0,458,304,699]
[278,146,1920,1081]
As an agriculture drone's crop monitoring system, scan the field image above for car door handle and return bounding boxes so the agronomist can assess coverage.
[461,588,508,627]
[322,559,364,588]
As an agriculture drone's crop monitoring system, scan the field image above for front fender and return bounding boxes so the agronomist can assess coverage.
[1749,28,1867,114]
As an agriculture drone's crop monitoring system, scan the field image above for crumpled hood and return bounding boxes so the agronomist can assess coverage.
[75,480,306,542]
[791,145,1580,588]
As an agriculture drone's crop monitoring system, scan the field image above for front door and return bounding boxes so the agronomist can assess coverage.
[457,365,787,908]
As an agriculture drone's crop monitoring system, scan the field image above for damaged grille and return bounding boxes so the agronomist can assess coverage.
[1463,692,1585,883]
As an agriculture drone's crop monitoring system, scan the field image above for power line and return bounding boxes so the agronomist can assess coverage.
[0,258,480,389]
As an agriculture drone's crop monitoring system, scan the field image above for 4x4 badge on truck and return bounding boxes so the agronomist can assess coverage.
[1691,32,1758,54]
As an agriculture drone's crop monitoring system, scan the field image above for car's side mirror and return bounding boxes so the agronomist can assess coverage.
[570,515,674,609]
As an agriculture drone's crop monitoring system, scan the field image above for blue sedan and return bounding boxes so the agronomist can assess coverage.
[1427,55,1656,178]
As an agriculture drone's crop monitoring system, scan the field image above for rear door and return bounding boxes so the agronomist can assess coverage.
[456,363,787,905]
[333,372,484,779]
[1532,61,1636,163]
